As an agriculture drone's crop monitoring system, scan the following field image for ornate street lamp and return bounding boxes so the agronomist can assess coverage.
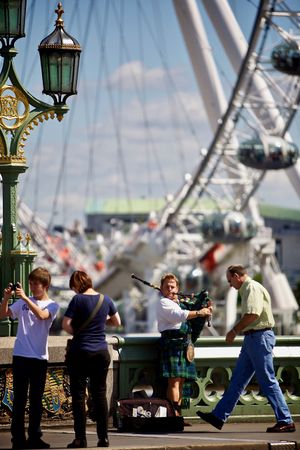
[0,2,81,336]
[39,3,81,105]
[0,0,26,41]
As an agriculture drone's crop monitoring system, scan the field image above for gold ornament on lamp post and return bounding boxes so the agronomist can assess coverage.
[0,1,81,336]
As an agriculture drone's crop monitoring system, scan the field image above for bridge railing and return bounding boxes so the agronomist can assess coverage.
[0,335,299,425]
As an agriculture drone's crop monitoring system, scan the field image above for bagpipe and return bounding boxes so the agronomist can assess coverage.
[179,290,211,343]
[131,274,212,343]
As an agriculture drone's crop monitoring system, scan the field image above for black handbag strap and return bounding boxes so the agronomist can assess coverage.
[75,293,104,335]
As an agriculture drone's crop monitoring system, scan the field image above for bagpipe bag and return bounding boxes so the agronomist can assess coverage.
[179,289,211,342]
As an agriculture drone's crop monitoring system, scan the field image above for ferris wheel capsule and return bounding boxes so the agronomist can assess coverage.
[271,40,300,76]
[238,135,299,170]
[200,212,257,243]
[185,267,203,292]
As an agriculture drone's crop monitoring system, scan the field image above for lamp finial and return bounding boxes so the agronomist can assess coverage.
[55,3,64,27]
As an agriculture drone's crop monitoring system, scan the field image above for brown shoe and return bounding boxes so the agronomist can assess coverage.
[266,422,296,433]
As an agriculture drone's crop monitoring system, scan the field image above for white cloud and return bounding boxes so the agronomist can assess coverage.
[106,60,187,92]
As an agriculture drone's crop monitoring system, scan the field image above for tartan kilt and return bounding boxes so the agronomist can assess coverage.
[160,337,197,380]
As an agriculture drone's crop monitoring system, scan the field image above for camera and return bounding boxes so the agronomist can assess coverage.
[9,282,21,291]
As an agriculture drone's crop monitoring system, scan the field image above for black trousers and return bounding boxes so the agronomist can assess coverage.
[67,349,111,440]
[11,356,48,444]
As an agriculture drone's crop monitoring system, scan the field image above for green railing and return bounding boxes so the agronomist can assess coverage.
[116,335,300,421]
[0,335,299,425]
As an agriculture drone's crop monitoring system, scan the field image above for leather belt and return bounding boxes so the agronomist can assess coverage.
[161,330,185,339]
[244,327,272,335]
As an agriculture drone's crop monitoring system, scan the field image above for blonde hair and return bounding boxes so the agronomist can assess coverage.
[160,273,179,290]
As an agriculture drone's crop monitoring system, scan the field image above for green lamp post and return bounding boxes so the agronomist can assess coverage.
[0,1,81,336]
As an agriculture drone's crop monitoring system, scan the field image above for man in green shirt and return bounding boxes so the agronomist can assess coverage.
[197,264,295,433]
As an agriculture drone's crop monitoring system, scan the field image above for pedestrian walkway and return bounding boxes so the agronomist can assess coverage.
[0,421,299,450]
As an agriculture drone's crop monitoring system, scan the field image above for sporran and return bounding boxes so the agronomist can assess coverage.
[186,342,194,362]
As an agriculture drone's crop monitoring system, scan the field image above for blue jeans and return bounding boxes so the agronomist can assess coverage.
[213,330,292,424]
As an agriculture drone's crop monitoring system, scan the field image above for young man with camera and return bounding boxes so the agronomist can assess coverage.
[0,267,59,449]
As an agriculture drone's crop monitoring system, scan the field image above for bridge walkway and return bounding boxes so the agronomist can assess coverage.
[1,420,299,450]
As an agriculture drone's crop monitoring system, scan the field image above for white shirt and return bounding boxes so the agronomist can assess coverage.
[156,297,189,332]
[10,298,59,360]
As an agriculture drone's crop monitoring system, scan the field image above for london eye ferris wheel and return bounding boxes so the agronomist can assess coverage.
[4,0,300,333]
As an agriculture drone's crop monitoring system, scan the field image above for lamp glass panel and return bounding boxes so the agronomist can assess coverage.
[40,48,80,98]
[0,0,26,37]
[48,54,60,92]
[61,55,74,93]
[40,52,61,93]
[0,8,6,33]
[46,52,78,94]
[40,53,50,92]
[72,54,80,91]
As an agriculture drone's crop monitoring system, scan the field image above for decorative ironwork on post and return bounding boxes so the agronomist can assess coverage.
[0,2,81,336]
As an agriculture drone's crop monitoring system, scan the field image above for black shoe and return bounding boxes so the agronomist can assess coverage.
[26,438,50,449]
[97,437,109,447]
[196,411,224,430]
[266,422,296,433]
[67,439,87,448]
[12,442,26,449]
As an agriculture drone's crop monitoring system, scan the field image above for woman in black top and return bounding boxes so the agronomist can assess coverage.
[62,271,121,448]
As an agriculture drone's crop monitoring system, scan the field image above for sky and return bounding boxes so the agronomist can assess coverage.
[2,0,299,229]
